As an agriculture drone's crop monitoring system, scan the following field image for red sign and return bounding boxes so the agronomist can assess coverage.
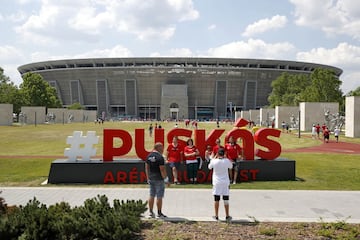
[103,118,281,161]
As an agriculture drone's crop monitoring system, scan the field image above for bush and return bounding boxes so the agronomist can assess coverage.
[0,195,147,240]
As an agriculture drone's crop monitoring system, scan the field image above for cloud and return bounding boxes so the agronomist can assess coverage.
[290,0,360,40]
[15,0,199,43]
[29,44,133,62]
[208,24,216,30]
[0,45,25,63]
[206,39,295,59]
[297,42,360,93]
[242,15,287,37]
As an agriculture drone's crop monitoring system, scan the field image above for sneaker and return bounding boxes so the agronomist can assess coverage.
[157,212,167,218]
[212,216,219,221]
[226,216,232,222]
[149,211,155,218]
[232,181,236,184]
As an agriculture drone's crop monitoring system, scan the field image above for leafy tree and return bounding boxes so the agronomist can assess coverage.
[268,72,311,107]
[68,102,85,110]
[346,86,360,96]
[20,72,62,108]
[268,69,343,108]
[0,67,23,113]
[302,68,343,103]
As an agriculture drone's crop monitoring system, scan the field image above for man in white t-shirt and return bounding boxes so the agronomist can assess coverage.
[208,148,233,222]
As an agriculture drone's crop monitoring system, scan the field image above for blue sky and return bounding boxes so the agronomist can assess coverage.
[1,0,360,94]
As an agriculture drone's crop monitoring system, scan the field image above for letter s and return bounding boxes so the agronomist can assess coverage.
[254,128,281,160]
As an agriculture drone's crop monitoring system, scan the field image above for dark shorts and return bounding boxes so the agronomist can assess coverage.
[149,180,165,198]
[168,162,181,169]
[232,160,240,171]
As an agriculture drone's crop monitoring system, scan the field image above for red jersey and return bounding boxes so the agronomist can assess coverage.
[183,145,198,161]
[166,143,183,163]
[212,145,224,156]
[315,125,321,133]
[225,143,242,161]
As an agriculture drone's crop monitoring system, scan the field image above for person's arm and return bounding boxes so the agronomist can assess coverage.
[145,162,150,183]
[159,165,170,186]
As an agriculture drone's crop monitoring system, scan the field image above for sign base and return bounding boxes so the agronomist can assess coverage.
[48,158,295,184]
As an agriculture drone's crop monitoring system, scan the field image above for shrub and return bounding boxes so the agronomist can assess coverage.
[0,194,147,240]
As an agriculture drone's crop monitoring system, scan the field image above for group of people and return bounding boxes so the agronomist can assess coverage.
[311,123,340,143]
[145,136,243,222]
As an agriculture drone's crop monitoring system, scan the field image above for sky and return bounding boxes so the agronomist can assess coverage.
[1,0,360,94]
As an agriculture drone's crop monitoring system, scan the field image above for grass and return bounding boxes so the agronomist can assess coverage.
[0,121,359,189]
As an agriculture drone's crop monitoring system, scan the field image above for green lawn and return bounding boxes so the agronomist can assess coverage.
[0,121,359,190]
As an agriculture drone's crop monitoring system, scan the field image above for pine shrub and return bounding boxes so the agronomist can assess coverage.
[0,194,147,240]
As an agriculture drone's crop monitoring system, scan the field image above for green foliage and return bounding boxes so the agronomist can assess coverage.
[0,195,147,240]
[346,86,360,96]
[20,72,62,108]
[68,102,85,110]
[268,72,311,107]
[0,67,23,113]
[318,218,359,239]
[268,68,343,108]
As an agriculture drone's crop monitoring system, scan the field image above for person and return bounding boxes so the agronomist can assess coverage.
[148,123,153,137]
[334,126,340,143]
[183,138,200,184]
[208,148,233,222]
[145,142,169,218]
[311,124,316,139]
[225,136,242,184]
[315,123,321,139]
[205,144,213,162]
[323,127,330,143]
[166,136,183,184]
[211,138,224,159]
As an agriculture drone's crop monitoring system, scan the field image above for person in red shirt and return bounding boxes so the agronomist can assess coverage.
[183,138,200,184]
[211,138,224,159]
[166,136,183,184]
[323,127,330,143]
[225,136,242,184]
[315,123,321,139]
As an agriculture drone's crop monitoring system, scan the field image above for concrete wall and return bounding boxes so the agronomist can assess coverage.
[345,96,360,138]
[299,102,339,131]
[275,106,299,129]
[249,109,260,125]
[20,106,46,124]
[240,111,250,121]
[260,108,275,127]
[47,108,97,123]
[0,104,13,126]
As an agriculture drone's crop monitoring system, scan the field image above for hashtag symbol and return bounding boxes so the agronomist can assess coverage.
[64,131,99,161]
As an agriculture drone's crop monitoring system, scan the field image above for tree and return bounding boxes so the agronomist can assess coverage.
[0,67,23,113]
[346,86,360,96]
[302,68,343,103]
[68,102,84,110]
[268,72,311,107]
[268,69,343,108]
[20,72,62,108]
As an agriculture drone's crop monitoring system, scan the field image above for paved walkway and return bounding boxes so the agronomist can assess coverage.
[1,187,359,223]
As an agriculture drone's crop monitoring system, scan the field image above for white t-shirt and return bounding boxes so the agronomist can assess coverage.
[208,157,233,195]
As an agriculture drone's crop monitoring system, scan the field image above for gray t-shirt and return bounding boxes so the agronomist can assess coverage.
[146,151,165,180]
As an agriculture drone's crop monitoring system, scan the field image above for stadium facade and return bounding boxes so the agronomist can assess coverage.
[18,58,342,120]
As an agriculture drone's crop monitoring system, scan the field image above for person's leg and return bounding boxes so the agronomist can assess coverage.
[233,164,239,184]
[148,183,156,217]
[214,195,220,220]
[193,163,199,183]
[155,181,166,217]
[172,166,178,183]
[148,196,155,213]
[223,195,230,217]
[156,197,163,214]
[186,164,193,183]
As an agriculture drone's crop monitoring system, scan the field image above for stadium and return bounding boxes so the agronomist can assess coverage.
[18,58,342,121]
